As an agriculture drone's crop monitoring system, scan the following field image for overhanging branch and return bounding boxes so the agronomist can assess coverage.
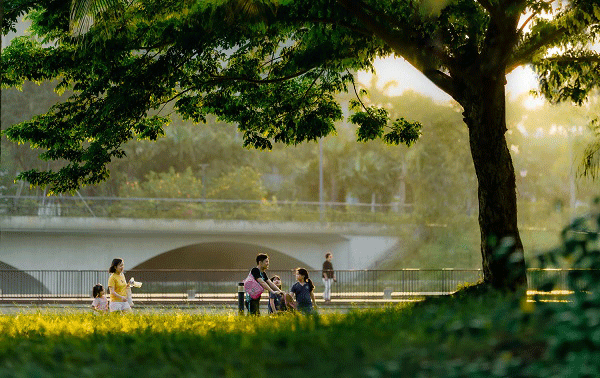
[421,69,455,98]
[208,68,313,84]
[334,0,455,97]
[542,55,600,64]
[507,11,577,73]
[507,29,568,73]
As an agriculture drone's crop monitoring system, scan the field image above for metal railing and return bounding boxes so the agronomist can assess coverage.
[0,195,414,223]
[0,269,588,302]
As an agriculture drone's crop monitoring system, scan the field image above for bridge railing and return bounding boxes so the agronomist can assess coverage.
[0,269,586,302]
[0,195,414,223]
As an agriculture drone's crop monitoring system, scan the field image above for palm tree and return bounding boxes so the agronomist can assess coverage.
[70,0,118,35]
[70,0,271,35]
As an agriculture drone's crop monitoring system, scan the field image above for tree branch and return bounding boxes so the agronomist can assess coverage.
[421,69,455,98]
[507,13,574,73]
[515,0,554,34]
[542,55,600,63]
[209,67,313,84]
[307,17,373,37]
[297,68,325,106]
[156,87,196,112]
[335,0,455,97]
[348,70,375,117]
[517,12,536,34]
[474,0,495,15]
[507,31,567,73]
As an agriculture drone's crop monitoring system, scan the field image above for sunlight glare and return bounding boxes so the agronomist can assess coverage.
[356,56,452,103]
[359,56,547,109]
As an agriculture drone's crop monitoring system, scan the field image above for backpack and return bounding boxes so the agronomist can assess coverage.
[243,271,264,299]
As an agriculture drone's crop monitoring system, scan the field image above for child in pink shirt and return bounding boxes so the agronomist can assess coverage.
[91,284,109,313]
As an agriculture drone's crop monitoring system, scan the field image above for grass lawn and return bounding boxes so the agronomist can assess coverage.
[2,286,597,378]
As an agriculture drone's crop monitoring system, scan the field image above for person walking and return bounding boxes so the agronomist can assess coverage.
[290,268,317,314]
[245,253,284,315]
[108,258,132,313]
[322,252,336,303]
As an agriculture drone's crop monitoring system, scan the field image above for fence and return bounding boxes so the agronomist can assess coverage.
[0,195,414,223]
[0,269,587,302]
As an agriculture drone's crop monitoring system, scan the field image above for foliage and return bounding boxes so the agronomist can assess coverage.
[207,166,266,201]
[108,116,258,189]
[581,113,600,179]
[109,167,201,217]
[532,198,600,272]
[0,81,65,197]
[350,96,422,146]
[382,217,482,269]
[2,0,598,192]
[1,0,40,35]
[122,167,203,199]
[205,166,268,218]
[506,93,600,202]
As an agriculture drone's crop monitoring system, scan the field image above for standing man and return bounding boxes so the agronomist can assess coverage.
[246,253,284,315]
[322,252,336,303]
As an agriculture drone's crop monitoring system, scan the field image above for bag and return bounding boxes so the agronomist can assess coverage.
[126,286,134,307]
[243,271,264,299]
[284,292,297,310]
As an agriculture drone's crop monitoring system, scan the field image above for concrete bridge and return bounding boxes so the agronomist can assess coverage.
[0,216,402,272]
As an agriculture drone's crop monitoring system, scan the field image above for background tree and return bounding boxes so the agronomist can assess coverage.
[122,167,204,199]
[0,81,64,196]
[207,166,266,200]
[2,0,599,289]
[116,166,204,217]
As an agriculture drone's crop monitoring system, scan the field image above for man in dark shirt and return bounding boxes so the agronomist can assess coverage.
[322,252,336,303]
[246,253,284,315]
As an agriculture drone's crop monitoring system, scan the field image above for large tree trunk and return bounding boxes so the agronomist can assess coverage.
[459,72,527,290]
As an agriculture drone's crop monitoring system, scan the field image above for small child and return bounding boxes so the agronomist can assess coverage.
[268,275,287,314]
[91,283,109,313]
[290,268,317,314]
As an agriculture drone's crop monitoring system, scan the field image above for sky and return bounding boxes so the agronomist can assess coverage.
[356,55,543,107]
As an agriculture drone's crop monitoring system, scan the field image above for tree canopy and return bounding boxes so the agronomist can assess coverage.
[2,0,599,289]
[2,0,598,190]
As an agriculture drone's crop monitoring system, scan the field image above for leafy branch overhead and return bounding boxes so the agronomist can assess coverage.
[349,97,422,146]
[2,0,599,192]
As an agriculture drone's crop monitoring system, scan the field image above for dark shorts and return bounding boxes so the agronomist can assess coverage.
[246,298,260,315]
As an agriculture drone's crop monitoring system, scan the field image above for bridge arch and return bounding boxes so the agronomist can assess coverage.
[131,241,310,270]
[1,216,401,272]
[0,261,50,294]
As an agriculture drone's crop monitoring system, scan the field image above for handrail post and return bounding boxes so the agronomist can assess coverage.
[238,282,245,315]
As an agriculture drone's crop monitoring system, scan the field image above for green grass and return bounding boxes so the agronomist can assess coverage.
[2,287,597,378]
